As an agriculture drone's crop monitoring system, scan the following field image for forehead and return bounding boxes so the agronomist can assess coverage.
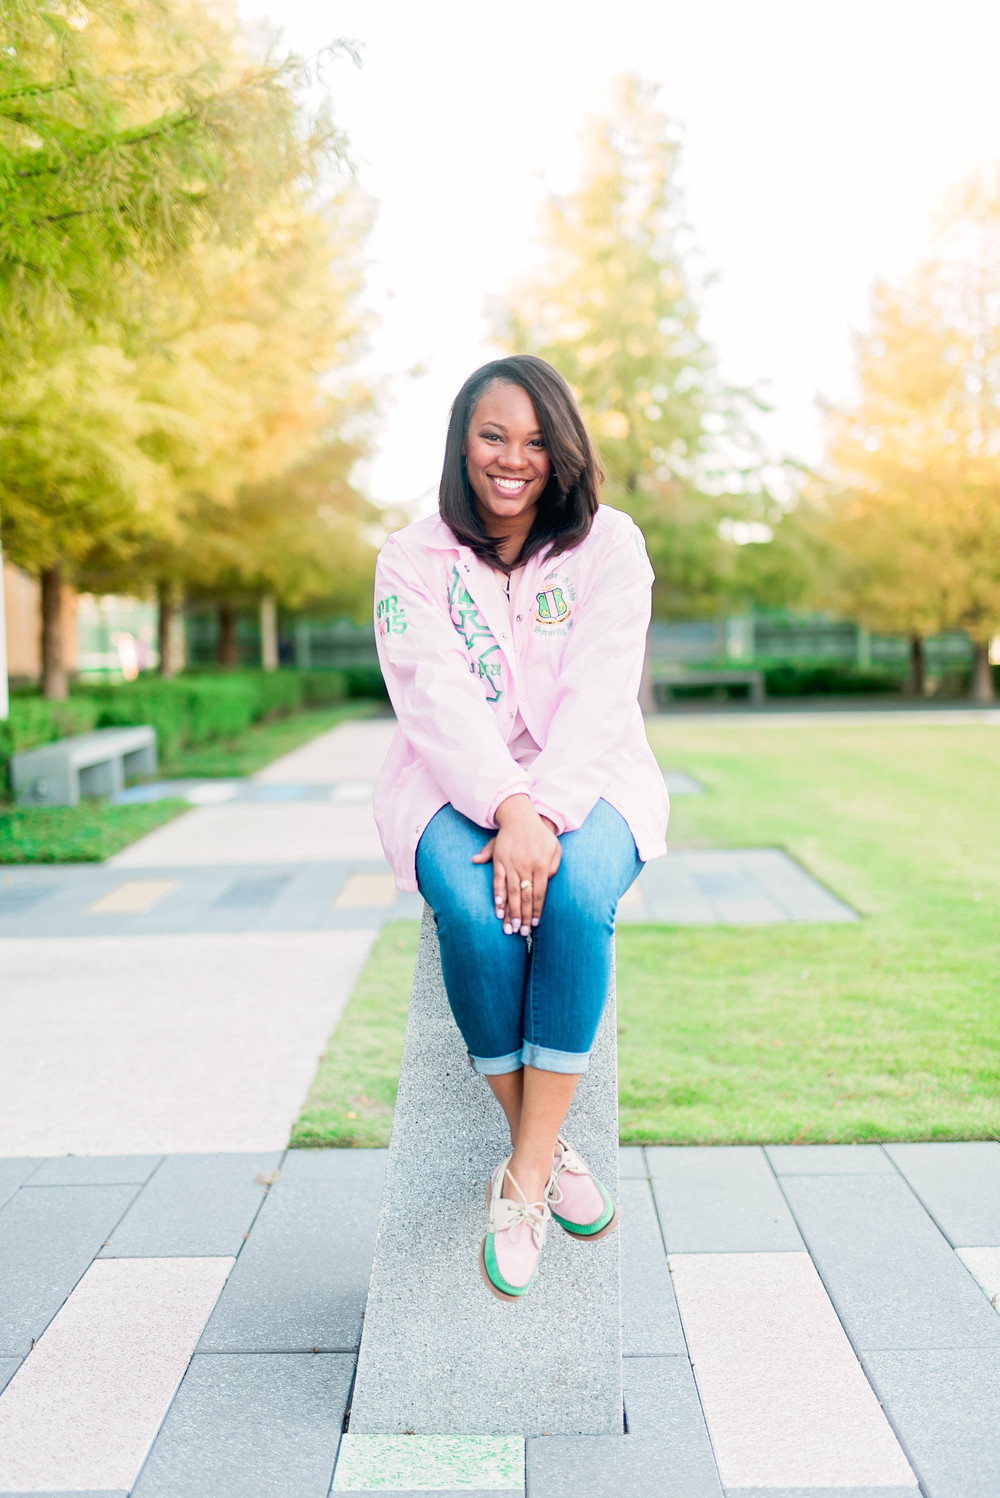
[470,381,541,431]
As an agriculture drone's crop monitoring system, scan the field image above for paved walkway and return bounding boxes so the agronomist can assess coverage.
[1,714,996,1494]
[1,1143,999,1495]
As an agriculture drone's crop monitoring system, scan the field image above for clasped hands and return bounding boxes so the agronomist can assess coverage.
[471,792,561,934]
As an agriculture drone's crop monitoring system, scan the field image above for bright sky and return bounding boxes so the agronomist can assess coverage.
[239,0,1000,515]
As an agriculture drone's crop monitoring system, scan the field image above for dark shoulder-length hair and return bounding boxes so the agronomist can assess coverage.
[438,354,603,572]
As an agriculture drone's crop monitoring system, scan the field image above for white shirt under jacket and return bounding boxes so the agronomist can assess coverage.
[372,503,670,891]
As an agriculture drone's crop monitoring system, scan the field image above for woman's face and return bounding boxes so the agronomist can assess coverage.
[462,381,552,532]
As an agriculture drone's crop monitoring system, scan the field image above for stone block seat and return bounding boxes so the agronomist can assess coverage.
[349,907,623,1438]
[11,725,157,807]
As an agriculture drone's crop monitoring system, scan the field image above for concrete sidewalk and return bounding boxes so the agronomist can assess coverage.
[1,1143,999,1495]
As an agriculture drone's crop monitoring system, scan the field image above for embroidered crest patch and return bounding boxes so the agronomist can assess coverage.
[533,571,575,637]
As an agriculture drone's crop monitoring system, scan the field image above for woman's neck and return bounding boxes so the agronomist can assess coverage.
[479,506,535,567]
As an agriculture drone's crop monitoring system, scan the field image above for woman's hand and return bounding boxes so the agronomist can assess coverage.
[471,793,561,933]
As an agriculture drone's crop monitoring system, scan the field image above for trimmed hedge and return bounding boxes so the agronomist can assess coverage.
[1,669,352,791]
[761,661,904,697]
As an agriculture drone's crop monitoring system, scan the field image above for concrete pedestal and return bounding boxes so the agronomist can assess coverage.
[349,908,622,1437]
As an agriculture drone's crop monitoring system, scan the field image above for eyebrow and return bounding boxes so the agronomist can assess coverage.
[477,420,544,436]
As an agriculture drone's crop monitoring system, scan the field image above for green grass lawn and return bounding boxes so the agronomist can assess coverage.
[0,701,378,862]
[0,798,189,863]
[293,719,1000,1146]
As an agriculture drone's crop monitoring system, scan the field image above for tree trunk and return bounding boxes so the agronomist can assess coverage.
[157,584,179,678]
[40,566,68,701]
[259,594,278,672]
[908,634,926,697]
[217,603,239,668]
[971,640,995,703]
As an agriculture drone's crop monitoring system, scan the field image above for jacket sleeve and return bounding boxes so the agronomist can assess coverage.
[527,522,653,834]
[374,537,532,828]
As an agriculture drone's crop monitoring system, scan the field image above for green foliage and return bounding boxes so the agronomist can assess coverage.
[0,0,342,343]
[342,664,388,701]
[85,667,347,757]
[0,797,188,863]
[496,75,789,618]
[162,700,370,779]
[761,661,903,697]
[0,668,353,786]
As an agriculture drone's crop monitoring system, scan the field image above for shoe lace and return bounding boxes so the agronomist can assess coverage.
[545,1137,579,1209]
[502,1170,549,1248]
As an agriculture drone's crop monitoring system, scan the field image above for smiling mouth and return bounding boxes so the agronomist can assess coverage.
[489,475,529,493]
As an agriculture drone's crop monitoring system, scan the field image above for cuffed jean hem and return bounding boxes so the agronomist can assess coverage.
[520,1042,591,1075]
[469,1048,525,1076]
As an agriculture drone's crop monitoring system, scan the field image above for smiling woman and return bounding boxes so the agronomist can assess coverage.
[371,354,669,1303]
[438,355,602,572]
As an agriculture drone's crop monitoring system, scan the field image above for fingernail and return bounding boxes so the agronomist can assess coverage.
[531,917,539,927]
[495,906,504,918]
[511,919,520,932]
[503,923,512,935]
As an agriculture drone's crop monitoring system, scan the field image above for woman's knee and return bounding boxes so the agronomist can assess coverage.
[541,862,617,928]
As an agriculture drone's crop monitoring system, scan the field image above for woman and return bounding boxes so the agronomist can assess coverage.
[373,354,669,1301]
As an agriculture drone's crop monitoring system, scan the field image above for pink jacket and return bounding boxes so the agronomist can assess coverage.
[372,503,670,890]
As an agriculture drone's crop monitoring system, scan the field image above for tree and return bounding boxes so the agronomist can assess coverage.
[495,75,780,619]
[824,171,1000,702]
[126,187,377,665]
[0,0,352,695]
[0,0,341,351]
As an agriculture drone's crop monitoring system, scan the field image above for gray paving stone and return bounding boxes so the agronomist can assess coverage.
[636,857,717,924]
[780,1174,1000,1350]
[766,1145,894,1175]
[26,1156,163,1187]
[526,1434,718,1497]
[279,1148,387,1186]
[335,1493,517,1498]
[647,1146,804,1252]
[724,1489,918,1497]
[623,1356,722,1493]
[198,1159,385,1352]
[0,1355,23,1393]
[618,1146,648,1178]
[620,1179,686,1356]
[0,1158,42,1209]
[0,1492,128,1497]
[864,1348,1000,1498]
[101,1152,280,1257]
[0,1184,139,1354]
[350,910,622,1436]
[132,1352,351,1498]
[885,1142,1000,1246]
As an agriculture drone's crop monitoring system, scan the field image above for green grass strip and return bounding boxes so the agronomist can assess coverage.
[0,798,189,863]
[290,921,420,1148]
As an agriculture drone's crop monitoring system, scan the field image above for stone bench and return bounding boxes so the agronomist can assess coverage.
[11,725,157,807]
[349,907,622,1438]
[653,666,765,705]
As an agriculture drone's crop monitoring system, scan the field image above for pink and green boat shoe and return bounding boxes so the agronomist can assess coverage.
[546,1135,618,1240]
[480,1158,551,1302]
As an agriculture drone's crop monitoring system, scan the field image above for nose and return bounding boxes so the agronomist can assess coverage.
[498,444,530,470]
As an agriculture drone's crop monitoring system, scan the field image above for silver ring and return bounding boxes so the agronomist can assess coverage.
[520,878,532,891]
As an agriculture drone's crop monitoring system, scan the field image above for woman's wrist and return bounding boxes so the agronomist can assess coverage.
[494,793,536,828]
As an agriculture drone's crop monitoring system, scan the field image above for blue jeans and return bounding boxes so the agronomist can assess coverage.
[415,798,642,1075]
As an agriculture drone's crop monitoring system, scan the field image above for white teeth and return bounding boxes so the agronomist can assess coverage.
[493,477,526,491]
